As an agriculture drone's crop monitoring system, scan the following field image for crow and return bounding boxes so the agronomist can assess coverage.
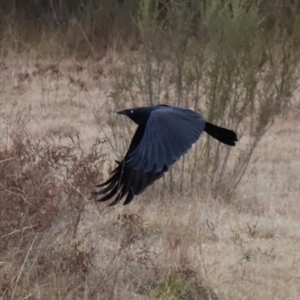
[95,104,238,206]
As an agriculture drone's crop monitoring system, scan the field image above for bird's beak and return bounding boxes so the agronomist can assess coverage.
[117,109,126,115]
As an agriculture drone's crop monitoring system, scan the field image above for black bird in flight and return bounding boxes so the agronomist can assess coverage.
[95,105,238,206]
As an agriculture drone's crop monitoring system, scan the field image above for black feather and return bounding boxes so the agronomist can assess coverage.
[204,122,238,146]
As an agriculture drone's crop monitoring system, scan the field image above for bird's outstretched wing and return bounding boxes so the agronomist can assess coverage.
[94,126,169,206]
[126,106,205,173]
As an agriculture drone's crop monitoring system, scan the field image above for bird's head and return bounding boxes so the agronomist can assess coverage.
[117,106,155,126]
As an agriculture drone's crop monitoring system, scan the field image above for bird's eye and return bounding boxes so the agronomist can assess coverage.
[131,110,134,113]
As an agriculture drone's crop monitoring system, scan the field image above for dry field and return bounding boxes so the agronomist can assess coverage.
[0,52,300,300]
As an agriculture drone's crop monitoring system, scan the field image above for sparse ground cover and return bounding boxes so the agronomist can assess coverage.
[1,1,300,299]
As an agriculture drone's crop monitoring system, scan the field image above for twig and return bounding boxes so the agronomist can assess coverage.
[11,235,37,300]
[0,157,16,163]
[1,225,37,239]
[77,19,96,56]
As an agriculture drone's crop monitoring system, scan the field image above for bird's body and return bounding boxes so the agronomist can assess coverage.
[95,104,238,206]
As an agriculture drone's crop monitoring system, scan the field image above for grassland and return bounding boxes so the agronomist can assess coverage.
[1,1,300,299]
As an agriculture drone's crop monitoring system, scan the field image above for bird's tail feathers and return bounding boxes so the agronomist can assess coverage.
[204,122,238,146]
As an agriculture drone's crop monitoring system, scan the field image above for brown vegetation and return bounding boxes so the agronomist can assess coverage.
[1,1,300,299]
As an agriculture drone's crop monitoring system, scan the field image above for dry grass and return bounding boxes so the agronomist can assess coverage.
[1,50,300,300]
